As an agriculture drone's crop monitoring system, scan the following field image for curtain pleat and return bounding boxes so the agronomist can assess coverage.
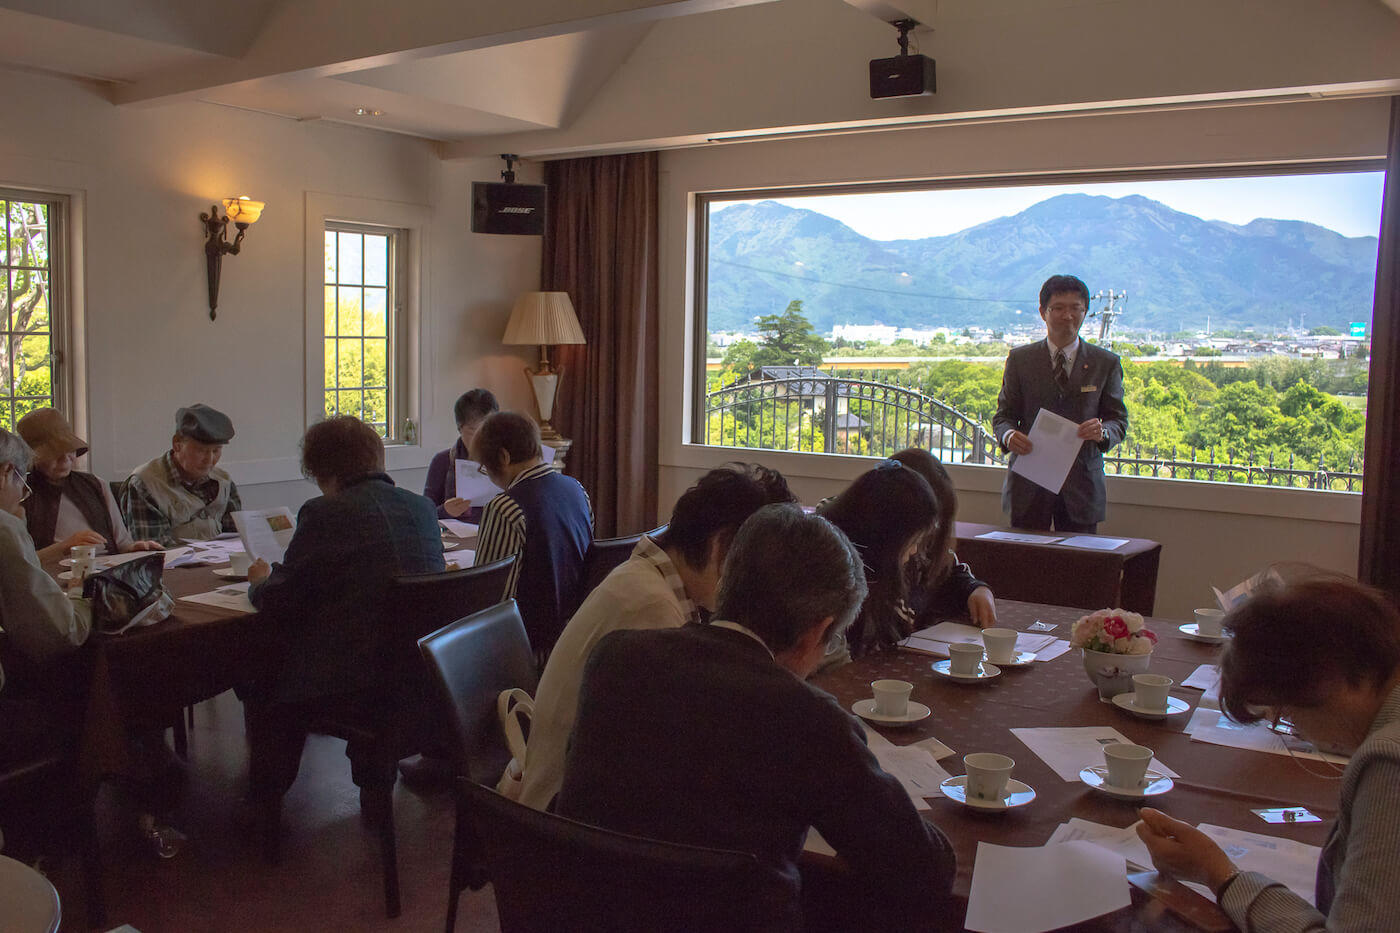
[1359,97,1400,599]
[540,153,660,538]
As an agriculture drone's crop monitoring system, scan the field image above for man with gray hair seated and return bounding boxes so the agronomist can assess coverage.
[558,504,956,930]
[120,404,242,548]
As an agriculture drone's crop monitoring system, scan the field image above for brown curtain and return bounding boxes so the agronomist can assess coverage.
[541,153,659,538]
[1360,97,1400,599]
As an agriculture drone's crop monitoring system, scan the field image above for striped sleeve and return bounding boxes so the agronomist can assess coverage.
[1222,748,1400,932]
[475,493,527,598]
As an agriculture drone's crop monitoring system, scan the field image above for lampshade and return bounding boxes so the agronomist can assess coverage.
[502,291,586,346]
[222,196,265,225]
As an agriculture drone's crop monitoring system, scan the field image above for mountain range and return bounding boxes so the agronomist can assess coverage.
[706,194,1379,335]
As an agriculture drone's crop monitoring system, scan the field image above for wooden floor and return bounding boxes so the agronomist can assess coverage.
[47,691,502,932]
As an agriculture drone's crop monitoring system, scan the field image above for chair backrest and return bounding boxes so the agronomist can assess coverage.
[576,523,669,603]
[377,555,516,700]
[417,600,539,779]
[458,779,779,933]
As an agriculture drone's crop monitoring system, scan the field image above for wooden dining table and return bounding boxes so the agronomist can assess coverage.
[47,535,476,782]
[810,599,1336,932]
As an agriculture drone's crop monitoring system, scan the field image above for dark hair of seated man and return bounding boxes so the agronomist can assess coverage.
[300,415,386,486]
[655,463,795,569]
[472,411,542,467]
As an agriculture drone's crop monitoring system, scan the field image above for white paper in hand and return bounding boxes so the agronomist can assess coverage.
[454,460,505,503]
[1010,408,1082,495]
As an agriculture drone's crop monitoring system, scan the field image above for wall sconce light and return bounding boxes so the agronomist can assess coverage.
[200,196,264,320]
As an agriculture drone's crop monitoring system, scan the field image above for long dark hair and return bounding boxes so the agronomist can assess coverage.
[821,460,941,657]
[889,448,956,591]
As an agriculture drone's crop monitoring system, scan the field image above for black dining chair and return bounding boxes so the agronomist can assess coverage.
[576,522,668,602]
[416,600,539,933]
[259,555,517,919]
[458,779,779,933]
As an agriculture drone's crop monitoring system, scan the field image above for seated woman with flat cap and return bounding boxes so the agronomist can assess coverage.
[17,408,162,563]
[1137,574,1400,931]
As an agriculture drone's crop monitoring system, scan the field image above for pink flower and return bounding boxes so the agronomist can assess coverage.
[1103,616,1130,640]
[1140,629,1158,644]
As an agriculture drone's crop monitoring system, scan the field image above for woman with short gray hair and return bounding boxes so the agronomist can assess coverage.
[0,426,91,768]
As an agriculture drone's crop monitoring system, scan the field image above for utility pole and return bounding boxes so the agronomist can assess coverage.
[1092,289,1126,341]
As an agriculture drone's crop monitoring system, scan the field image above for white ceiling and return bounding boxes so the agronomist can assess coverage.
[1,0,1398,149]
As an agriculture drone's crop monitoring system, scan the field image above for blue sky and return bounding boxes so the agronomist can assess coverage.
[713,172,1386,241]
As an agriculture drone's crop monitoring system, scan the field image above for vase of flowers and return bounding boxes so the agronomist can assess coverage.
[1071,608,1158,699]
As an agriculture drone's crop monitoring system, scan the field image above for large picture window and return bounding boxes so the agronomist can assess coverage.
[693,168,1385,491]
[323,223,405,440]
[1,190,66,431]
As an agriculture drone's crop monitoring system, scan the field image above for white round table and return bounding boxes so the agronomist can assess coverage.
[0,854,60,933]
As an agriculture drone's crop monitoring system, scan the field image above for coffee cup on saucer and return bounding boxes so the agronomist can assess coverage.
[949,643,984,677]
[70,544,98,581]
[871,679,912,718]
[981,628,1018,665]
[229,551,253,575]
[1132,674,1173,712]
[963,752,1015,802]
[1194,608,1225,637]
[1104,743,1154,790]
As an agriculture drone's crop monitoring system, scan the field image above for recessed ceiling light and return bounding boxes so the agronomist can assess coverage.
[353,107,382,117]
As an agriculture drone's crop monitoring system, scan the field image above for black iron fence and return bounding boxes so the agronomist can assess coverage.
[703,371,1362,491]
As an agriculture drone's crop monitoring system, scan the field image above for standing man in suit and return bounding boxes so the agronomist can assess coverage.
[993,274,1128,533]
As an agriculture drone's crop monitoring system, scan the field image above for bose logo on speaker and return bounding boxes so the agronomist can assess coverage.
[499,207,536,215]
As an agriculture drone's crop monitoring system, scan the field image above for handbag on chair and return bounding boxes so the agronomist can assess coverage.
[81,552,174,635]
[494,687,534,800]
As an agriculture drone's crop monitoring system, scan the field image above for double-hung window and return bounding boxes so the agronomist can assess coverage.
[1,189,67,430]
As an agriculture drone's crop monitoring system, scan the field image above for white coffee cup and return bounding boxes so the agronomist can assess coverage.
[70,544,98,580]
[982,628,1018,664]
[1132,673,1173,712]
[1195,608,1225,636]
[1104,743,1154,790]
[871,679,913,717]
[948,642,985,677]
[963,752,1015,802]
[229,551,253,575]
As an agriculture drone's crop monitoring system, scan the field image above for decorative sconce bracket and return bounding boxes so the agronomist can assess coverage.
[200,197,263,321]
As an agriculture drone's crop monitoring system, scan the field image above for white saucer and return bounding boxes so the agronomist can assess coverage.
[940,775,1036,810]
[1179,623,1228,644]
[1111,693,1192,720]
[851,699,932,726]
[213,567,248,580]
[1079,766,1174,799]
[986,651,1037,668]
[931,659,1002,682]
[57,570,79,581]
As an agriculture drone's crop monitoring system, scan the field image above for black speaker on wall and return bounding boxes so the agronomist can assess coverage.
[471,182,547,236]
[869,53,936,98]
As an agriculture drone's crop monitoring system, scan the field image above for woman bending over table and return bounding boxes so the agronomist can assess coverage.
[889,447,999,628]
[1137,575,1400,932]
[819,459,946,659]
[16,407,162,562]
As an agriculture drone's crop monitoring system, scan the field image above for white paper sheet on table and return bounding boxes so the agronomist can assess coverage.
[900,622,1057,660]
[438,519,478,538]
[974,530,1063,545]
[966,840,1131,933]
[1197,824,1321,905]
[169,539,245,566]
[1046,819,1216,901]
[1181,663,1220,692]
[179,582,255,614]
[232,507,296,563]
[912,734,956,760]
[1009,408,1082,495]
[1185,707,1348,764]
[444,549,476,570]
[1058,535,1130,550]
[1011,726,1180,782]
[88,546,192,570]
[1034,639,1073,661]
[871,745,952,812]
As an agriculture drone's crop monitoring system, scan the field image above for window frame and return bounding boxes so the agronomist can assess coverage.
[1,187,69,428]
[322,219,408,442]
[688,160,1386,492]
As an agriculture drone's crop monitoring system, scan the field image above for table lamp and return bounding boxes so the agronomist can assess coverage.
[502,291,586,440]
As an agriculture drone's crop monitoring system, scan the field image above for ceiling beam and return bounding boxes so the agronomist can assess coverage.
[110,0,777,105]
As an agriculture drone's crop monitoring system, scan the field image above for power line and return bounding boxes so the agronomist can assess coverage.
[710,259,1027,305]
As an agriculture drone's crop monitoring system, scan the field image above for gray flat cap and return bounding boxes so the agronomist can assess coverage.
[175,404,235,444]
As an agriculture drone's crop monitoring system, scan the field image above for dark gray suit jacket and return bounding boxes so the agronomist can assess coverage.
[993,339,1128,526]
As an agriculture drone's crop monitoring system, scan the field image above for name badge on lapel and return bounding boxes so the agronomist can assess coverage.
[1080,385,1098,393]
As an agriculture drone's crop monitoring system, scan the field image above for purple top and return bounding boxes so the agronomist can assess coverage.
[423,438,484,522]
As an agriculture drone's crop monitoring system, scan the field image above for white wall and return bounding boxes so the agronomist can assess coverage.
[0,69,542,510]
[657,97,1386,621]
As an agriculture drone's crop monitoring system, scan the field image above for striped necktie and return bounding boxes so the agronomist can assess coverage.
[1054,349,1070,394]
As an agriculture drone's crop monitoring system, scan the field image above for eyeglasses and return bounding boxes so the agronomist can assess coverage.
[6,465,31,502]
